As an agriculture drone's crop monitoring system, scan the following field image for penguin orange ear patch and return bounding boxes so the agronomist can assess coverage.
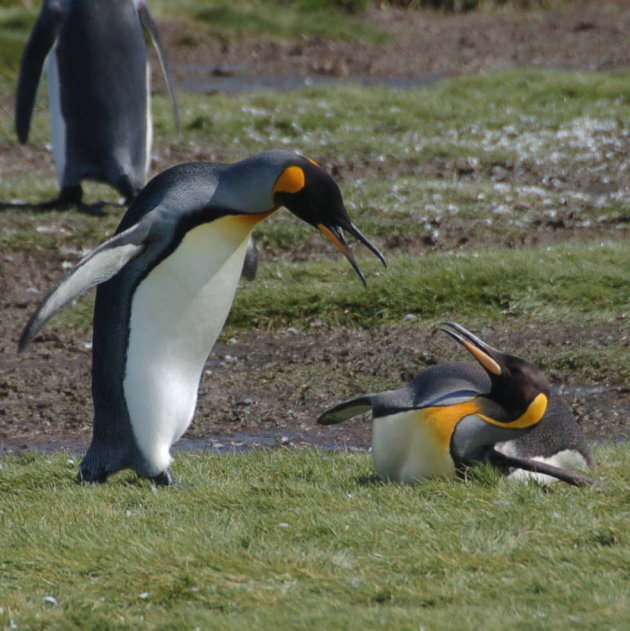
[273,166,305,195]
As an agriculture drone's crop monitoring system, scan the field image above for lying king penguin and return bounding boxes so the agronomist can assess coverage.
[318,322,595,487]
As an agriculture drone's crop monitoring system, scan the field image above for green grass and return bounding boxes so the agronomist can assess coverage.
[189,2,386,42]
[228,240,630,327]
[2,68,628,194]
[0,2,35,87]
[170,70,630,164]
[0,447,627,630]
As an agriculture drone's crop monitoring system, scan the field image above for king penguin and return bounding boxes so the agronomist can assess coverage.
[19,150,386,485]
[318,322,594,487]
[15,0,179,206]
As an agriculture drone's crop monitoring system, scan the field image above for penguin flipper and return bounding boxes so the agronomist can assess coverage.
[317,394,374,425]
[487,447,595,488]
[15,1,65,143]
[18,222,151,352]
[137,0,181,136]
[241,237,258,281]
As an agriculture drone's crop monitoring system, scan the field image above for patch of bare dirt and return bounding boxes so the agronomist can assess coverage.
[161,1,630,82]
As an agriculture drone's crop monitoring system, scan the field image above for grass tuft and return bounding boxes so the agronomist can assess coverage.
[228,240,629,329]
[0,446,627,629]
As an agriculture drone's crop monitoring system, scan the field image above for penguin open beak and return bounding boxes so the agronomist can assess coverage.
[439,321,503,376]
[317,222,386,286]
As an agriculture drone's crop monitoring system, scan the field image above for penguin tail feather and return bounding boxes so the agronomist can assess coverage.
[317,394,373,425]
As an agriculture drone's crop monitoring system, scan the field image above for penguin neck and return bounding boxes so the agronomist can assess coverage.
[475,393,548,429]
[213,163,279,214]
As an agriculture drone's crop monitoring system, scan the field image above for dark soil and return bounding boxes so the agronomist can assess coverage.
[1,1,629,455]
[162,0,630,82]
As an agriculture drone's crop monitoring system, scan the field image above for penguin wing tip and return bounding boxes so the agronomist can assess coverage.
[316,414,334,425]
[316,409,348,425]
[15,120,29,144]
[17,332,32,354]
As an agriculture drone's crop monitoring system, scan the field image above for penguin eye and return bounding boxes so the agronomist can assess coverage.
[510,367,524,379]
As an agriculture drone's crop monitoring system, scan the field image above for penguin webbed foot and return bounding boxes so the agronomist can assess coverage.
[77,465,177,487]
[149,468,177,487]
[37,186,84,210]
[115,174,139,207]
[76,466,109,485]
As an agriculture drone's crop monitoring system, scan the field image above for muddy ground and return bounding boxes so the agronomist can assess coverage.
[1,1,629,456]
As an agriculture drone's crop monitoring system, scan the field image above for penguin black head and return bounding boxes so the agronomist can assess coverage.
[272,157,386,284]
[440,321,551,426]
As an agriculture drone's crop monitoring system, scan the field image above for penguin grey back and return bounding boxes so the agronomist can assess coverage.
[59,0,148,190]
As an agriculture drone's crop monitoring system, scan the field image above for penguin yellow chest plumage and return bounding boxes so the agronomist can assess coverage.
[124,212,271,473]
[371,401,479,483]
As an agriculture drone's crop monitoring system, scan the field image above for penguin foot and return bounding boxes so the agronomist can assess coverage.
[38,186,84,210]
[76,466,109,485]
[115,175,139,206]
[149,468,177,486]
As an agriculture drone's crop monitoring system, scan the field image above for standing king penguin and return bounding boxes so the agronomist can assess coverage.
[16,0,179,206]
[19,151,386,485]
[318,322,594,486]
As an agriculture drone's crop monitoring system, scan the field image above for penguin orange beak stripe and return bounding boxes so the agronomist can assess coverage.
[439,322,503,376]
[317,223,368,285]
[318,223,352,258]
[459,339,502,376]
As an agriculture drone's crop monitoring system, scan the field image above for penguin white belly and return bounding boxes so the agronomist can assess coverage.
[372,410,456,483]
[46,50,66,186]
[505,449,590,485]
[123,216,255,474]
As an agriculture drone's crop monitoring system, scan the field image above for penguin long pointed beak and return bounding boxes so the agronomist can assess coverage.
[317,222,386,286]
[488,447,595,487]
[439,321,503,376]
